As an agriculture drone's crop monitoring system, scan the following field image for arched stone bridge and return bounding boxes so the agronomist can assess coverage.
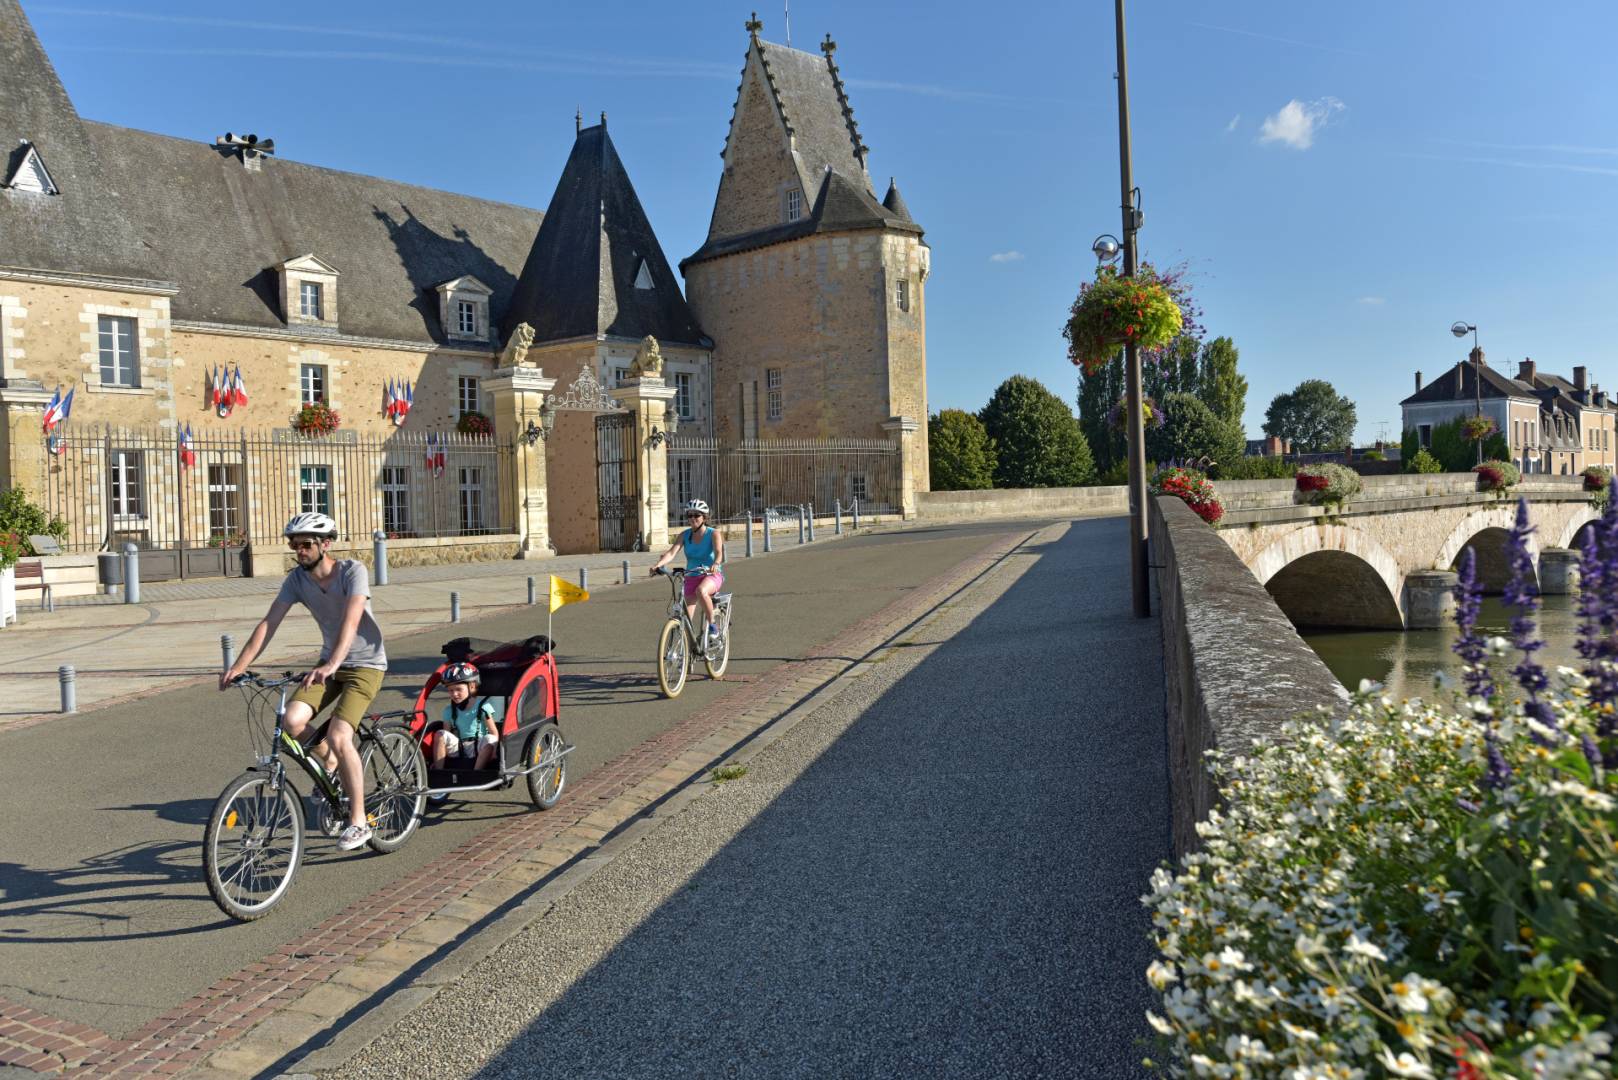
[1213,474,1600,630]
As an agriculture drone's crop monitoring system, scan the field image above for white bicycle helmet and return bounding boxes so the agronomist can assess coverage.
[683,499,710,517]
[441,661,480,686]
[283,511,337,539]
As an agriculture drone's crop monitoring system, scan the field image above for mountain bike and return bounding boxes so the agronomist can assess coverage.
[203,672,427,921]
[652,567,732,698]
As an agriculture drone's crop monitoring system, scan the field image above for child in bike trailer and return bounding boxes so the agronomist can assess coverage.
[650,498,726,649]
[430,663,500,788]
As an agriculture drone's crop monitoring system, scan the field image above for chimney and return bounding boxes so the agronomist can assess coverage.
[1518,358,1536,383]
[1414,370,1423,392]
[1574,365,1589,391]
[1470,346,1486,367]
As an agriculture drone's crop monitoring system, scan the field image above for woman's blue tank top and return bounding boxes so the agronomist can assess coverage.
[682,527,718,571]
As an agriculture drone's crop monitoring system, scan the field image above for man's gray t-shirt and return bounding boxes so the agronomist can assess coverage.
[275,559,387,670]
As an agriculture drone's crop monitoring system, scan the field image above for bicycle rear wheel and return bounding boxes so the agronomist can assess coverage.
[704,601,731,679]
[657,618,689,698]
[203,770,304,921]
[361,724,426,853]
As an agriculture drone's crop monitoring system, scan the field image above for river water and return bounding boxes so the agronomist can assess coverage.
[1300,594,1583,700]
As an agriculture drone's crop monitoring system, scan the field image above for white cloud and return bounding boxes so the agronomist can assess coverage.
[988,251,1025,264]
[1225,114,1241,133]
[1356,296,1386,305]
[1259,97,1345,150]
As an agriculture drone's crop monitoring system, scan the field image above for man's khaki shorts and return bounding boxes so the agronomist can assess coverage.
[289,666,385,731]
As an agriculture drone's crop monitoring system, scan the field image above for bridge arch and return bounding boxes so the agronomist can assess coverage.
[1555,505,1600,552]
[1249,523,1405,629]
[1433,506,1540,593]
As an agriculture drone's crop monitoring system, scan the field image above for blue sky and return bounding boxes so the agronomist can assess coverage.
[26,0,1618,444]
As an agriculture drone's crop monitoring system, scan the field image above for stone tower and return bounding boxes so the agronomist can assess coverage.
[680,17,930,491]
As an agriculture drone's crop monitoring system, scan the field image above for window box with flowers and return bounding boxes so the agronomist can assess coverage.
[1473,458,1520,493]
[292,401,341,436]
[1148,465,1223,525]
[456,411,493,437]
[1063,265,1186,375]
[1294,462,1362,508]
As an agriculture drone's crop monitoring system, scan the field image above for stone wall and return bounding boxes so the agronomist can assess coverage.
[915,485,1127,521]
[1150,494,1346,856]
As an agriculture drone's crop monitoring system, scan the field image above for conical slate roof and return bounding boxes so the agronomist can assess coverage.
[502,122,707,348]
[882,178,912,223]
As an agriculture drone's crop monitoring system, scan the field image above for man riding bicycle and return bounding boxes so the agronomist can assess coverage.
[650,499,726,650]
[220,512,388,851]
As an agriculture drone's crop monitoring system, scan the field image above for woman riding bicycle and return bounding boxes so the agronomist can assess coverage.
[650,499,726,650]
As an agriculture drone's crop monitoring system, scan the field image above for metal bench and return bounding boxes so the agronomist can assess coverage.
[14,560,53,612]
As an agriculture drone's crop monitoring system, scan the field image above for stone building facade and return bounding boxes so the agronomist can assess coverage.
[681,19,930,495]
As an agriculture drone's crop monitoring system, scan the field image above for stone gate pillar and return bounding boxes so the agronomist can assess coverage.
[486,365,557,559]
[0,380,53,500]
[882,415,920,520]
[609,376,677,552]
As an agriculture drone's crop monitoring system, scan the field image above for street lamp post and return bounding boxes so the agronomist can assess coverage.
[1450,321,1481,464]
[1113,0,1150,618]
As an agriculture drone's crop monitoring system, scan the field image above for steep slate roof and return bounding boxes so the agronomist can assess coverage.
[501,123,707,348]
[684,165,919,267]
[1400,360,1536,406]
[882,178,913,222]
[752,38,868,197]
[1,0,543,346]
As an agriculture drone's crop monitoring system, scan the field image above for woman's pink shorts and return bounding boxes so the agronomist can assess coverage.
[683,568,722,600]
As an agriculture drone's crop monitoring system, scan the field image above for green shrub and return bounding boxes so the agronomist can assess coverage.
[1474,458,1521,492]
[928,409,997,490]
[1408,448,1443,474]
[1212,455,1295,481]
[0,487,67,572]
[1294,461,1363,506]
[1361,449,1385,461]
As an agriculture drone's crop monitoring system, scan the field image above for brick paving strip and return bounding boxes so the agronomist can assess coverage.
[0,528,1033,1079]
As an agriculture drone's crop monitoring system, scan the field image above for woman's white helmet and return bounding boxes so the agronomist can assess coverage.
[283,512,338,539]
[683,499,710,517]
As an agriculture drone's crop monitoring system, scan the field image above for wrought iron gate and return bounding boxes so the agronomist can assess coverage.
[595,412,640,552]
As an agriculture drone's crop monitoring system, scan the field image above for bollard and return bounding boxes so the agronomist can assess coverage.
[527,576,536,605]
[579,567,588,591]
[450,591,461,623]
[852,498,860,530]
[763,512,773,553]
[122,542,140,605]
[372,530,389,586]
[835,500,843,535]
[797,505,806,545]
[59,665,76,714]
[221,633,236,672]
[622,560,631,585]
[807,502,816,542]
[745,511,754,557]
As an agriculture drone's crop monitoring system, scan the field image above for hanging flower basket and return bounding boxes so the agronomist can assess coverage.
[1473,459,1520,492]
[292,402,341,436]
[456,410,494,437]
[1460,415,1498,442]
[1582,465,1611,492]
[1294,462,1362,507]
[1064,265,1185,375]
[1149,465,1223,525]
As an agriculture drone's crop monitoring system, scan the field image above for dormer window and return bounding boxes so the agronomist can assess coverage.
[435,275,493,343]
[277,254,340,329]
[631,258,654,291]
[3,142,58,195]
[785,187,802,222]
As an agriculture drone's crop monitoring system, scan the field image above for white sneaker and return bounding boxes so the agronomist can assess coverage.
[337,823,373,851]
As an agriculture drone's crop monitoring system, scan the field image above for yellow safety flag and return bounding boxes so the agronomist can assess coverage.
[548,574,589,613]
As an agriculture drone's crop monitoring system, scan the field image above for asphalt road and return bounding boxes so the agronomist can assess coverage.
[0,522,1032,1037]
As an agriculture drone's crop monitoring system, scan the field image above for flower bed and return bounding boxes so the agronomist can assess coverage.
[292,401,341,435]
[1150,466,1223,525]
[1294,462,1362,507]
[1142,498,1617,1078]
[1461,414,1499,442]
[1064,265,1185,375]
[1474,458,1521,492]
[456,410,494,437]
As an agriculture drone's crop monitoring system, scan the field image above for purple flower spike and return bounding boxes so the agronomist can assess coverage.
[1503,499,1557,742]
[1484,735,1514,791]
[1452,547,1494,700]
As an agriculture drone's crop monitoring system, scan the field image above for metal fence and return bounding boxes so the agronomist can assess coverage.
[665,436,901,528]
[40,426,518,562]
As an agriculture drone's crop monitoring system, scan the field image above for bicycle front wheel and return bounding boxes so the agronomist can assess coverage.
[657,618,689,698]
[361,724,426,853]
[203,770,305,921]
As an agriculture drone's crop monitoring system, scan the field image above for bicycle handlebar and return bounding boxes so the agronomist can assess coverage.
[229,671,301,689]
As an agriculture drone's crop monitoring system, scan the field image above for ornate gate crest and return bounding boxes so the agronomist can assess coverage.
[550,364,624,412]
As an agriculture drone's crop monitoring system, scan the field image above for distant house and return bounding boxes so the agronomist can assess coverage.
[1399,352,1616,475]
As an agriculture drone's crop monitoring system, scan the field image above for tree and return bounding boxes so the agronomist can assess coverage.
[1078,355,1126,474]
[1144,333,1201,403]
[927,409,996,490]
[980,375,1095,488]
[1262,379,1357,452]
[1197,336,1246,433]
[1146,392,1246,470]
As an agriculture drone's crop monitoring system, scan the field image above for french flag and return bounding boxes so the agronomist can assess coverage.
[394,379,413,426]
[231,365,248,408]
[209,365,222,409]
[179,423,197,469]
[425,432,445,476]
[42,385,64,433]
[385,378,399,421]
